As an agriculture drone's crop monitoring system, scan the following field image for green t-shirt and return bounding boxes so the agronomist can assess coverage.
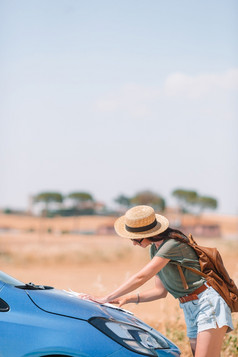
[150,239,205,298]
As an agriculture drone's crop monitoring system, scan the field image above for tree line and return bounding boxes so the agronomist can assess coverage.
[32,189,218,217]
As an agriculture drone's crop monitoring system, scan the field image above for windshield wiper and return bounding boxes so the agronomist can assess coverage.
[16,282,53,290]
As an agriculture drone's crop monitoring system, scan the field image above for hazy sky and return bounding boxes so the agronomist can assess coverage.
[1,0,238,214]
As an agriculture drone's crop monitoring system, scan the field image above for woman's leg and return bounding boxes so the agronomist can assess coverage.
[189,338,197,356]
[195,326,227,357]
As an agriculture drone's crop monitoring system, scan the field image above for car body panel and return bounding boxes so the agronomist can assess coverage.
[27,288,111,320]
[0,272,180,357]
[27,288,153,328]
[0,285,128,357]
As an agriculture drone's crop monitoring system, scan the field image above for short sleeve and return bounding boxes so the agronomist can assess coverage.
[149,239,205,298]
[154,239,183,260]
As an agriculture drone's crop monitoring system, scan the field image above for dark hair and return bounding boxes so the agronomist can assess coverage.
[148,227,188,242]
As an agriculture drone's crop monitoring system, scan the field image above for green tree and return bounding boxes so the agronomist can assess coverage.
[114,194,131,209]
[197,196,218,213]
[131,190,166,211]
[172,189,218,214]
[67,192,94,210]
[34,192,63,215]
[172,189,198,213]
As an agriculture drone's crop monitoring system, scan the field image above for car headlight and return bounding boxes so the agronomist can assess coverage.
[89,317,169,356]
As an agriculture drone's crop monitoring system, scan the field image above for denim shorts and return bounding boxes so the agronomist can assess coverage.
[179,284,234,339]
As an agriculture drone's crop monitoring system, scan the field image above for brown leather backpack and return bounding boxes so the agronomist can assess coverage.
[173,234,238,313]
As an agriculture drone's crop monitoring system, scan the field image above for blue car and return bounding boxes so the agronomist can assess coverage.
[0,271,180,357]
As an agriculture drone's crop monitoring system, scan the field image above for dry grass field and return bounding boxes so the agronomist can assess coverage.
[0,214,238,356]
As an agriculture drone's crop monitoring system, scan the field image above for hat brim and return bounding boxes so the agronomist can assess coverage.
[114,214,169,239]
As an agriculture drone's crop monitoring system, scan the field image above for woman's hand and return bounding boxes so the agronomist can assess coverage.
[91,296,109,304]
[77,293,131,307]
[77,293,95,301]
[77,293,109,305]
[110,296,132,307]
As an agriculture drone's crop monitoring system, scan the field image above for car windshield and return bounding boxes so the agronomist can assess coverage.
[0,271,24,286]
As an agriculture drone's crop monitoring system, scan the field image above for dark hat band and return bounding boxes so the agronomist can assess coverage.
[125,219,157,233]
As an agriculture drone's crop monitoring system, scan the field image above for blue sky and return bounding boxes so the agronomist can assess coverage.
[0,0,238,214]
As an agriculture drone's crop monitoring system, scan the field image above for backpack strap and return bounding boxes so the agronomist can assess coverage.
[187,233,197,245]
[171,261,208,289]
[176,264,189,290]
[170,233,208,290]
[179,264,207,279]
[181,234,208,279]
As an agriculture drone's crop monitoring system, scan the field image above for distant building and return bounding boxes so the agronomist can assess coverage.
[179,224,221,237]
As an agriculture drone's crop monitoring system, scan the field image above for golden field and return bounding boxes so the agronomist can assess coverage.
[0,214,238,356]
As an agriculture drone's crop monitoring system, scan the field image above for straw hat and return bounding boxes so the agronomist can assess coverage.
[114,205,169,239]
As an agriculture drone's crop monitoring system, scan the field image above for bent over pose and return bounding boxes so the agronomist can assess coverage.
[81,206,233,357]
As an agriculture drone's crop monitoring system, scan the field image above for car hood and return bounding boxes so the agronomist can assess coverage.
[27,288,145,327]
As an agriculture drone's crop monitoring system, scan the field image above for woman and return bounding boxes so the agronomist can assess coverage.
[81,205,233,357]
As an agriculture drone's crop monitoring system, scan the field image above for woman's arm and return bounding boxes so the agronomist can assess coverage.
[111,275,168,307]
[93,256,169,304]
[137,275,168,302]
